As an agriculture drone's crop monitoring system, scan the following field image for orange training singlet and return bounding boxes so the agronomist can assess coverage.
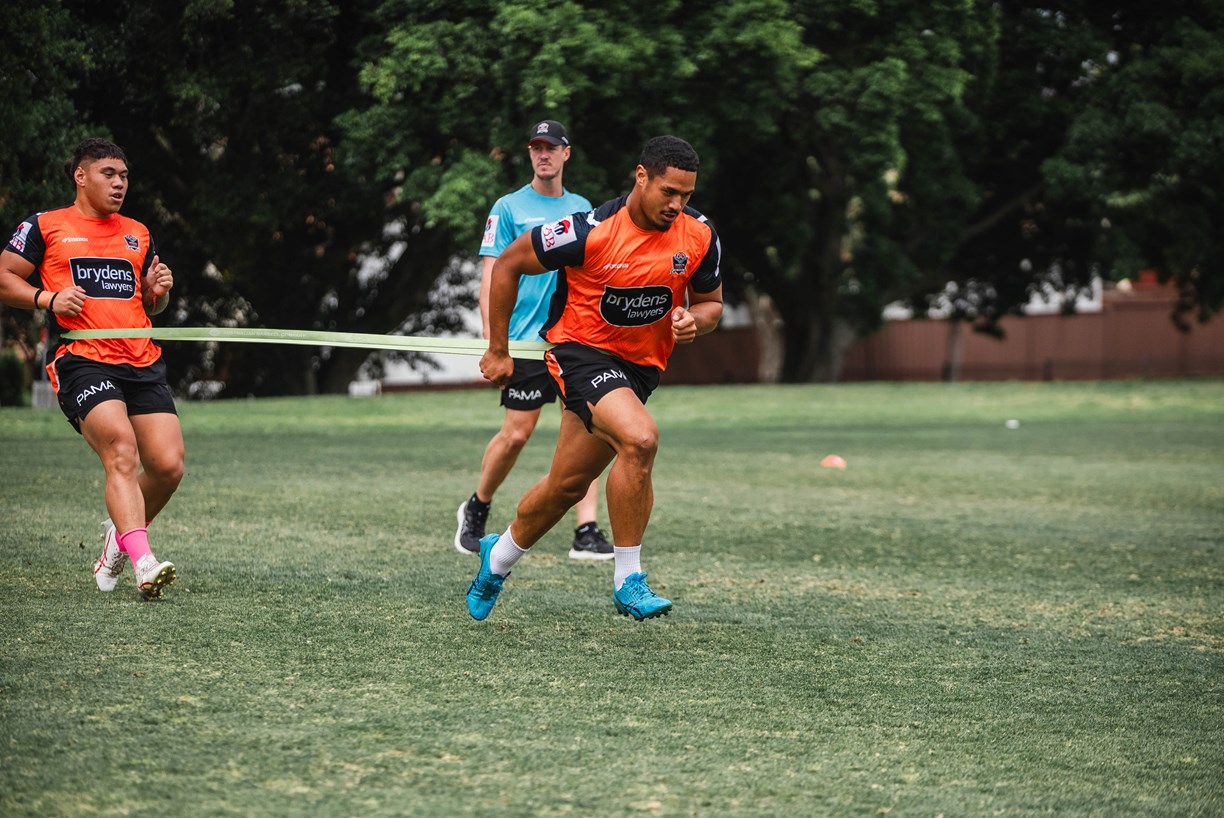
[530,196,721,371]
[6,206,161,377]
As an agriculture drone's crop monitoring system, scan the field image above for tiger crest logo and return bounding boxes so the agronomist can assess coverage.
[670,252,688,276]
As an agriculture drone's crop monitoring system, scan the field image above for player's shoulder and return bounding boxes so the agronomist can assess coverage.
[23,206,71,228]
[564,189,594,211]
[679,205,718,241]
[506,183,541,204]
[5,210,52,260]
[680,204,714,227]
[486,193,512,215]
[11,207,70,248]
[114,212,150,234]
[488,185,531,213]
[590,195,629,224]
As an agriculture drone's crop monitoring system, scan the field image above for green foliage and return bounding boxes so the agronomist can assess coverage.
[340,0,705,232]
[946,3,1223,337]
[0,3,92,228]
[0,3,94,350]
[696,0,1000,378]
[0,347,26,406]
[50,0,458,395]
[1045,7,1224,325]
[2,1,1220,392]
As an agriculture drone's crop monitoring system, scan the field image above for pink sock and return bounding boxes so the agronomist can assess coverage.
[117,528,153,564]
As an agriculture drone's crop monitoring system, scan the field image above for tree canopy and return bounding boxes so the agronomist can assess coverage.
[1,0,1219,393]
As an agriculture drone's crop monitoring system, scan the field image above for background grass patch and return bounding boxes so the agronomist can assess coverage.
[1,381,1221,816]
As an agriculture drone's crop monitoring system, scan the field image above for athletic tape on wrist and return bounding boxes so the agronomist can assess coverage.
[61,327,552,358]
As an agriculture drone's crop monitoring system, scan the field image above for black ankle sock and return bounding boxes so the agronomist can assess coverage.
[470,493,490,510]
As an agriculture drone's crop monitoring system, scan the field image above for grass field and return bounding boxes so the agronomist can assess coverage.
[1,380,1221,817]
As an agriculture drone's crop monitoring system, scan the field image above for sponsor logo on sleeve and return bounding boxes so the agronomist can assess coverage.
[8,221,32,253]
[541,217,577,250]
[481,215,499,249]
[599,285,673,327]
[70,257,137,300]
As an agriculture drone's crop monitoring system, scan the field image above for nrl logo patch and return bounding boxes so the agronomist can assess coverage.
[125,234,139,251]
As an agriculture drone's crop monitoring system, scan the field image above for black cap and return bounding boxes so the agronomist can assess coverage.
[528,120,569,146]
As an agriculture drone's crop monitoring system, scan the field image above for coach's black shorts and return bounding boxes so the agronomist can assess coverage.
[544,342,660,430]
[51,352,176,434]
[499,357,559,411]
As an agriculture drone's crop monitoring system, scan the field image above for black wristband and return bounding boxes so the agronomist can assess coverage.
[33,288,44,309]
[48,292,59,313]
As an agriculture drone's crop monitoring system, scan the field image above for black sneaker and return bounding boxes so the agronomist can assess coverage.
[454,495,490,555]
[569,523,614,561]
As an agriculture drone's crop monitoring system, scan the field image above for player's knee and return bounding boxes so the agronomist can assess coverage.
[105,440,141,479]
[148,456,185,489]
[555,476,593,507]
[618,428,658,467]
[503,427,533,452]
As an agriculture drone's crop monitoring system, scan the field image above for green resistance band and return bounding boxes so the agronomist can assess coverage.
[61,327,552,359]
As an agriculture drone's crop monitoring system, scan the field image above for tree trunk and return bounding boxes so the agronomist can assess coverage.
[744,288,784,383]
[781,313,859,382]
[212,344,321,397]
[318,346,375,394]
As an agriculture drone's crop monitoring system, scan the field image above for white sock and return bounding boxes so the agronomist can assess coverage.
[613,545,642,590]
[489,527,528,577]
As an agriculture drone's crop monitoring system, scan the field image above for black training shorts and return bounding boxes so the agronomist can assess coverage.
[544,342,660,430]
[499,357,559,411]
[51,352,176,434]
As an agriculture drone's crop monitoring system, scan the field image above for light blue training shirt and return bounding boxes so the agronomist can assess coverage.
[480,184,592,341]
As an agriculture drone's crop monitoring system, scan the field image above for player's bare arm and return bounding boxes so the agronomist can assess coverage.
[0,250,37,308]
[0,249,86,316]
[143,253,173,315]
[479,231,548,388]
[672,285,723,345]
[478,255,496,340]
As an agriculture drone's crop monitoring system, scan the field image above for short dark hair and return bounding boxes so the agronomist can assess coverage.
[639,135,699,178]
[65,138,128,182]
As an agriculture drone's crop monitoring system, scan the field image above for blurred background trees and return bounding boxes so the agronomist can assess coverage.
[2,0,1219,394]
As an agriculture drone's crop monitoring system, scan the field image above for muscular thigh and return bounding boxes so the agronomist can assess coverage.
[130,412,185,468]
[587,388,659,453]
[549,410,616,489]
[500,406,542,438]
[79,399,139,460]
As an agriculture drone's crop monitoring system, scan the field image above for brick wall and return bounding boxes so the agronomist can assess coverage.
[840,285,1224,381]
[664,283,1224,384]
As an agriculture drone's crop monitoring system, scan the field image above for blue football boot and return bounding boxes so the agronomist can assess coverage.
[612,572,672,621]
[466,534,508,621]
